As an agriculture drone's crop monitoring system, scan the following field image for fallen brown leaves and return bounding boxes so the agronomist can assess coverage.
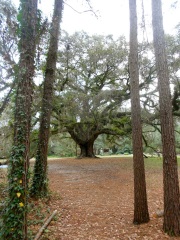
[1,157,179,239]
[38,157,179,240]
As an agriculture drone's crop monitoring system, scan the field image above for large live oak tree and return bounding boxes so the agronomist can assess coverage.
[53,89,132,158]
[152,0,180,236]
[0,14,179,158]
[52,32,156,157]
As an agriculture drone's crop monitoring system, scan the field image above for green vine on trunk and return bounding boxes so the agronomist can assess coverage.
[1,132,28,239]
[1,0,38,238]
[30,149,49,199]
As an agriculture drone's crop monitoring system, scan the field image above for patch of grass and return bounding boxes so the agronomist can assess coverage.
[47,155,61,158]
[144,156,180,170]
[144,157,163,169]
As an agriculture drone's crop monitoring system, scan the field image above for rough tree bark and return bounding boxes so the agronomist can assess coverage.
[68,128,98,158]
[79,141,95,158]
[152,0,180,236]
[30,0,63,198]
[2,0,37,239]
[129,0,149,224]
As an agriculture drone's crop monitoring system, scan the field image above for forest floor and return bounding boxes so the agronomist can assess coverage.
[32,156,180,240]
[1,156,180,239]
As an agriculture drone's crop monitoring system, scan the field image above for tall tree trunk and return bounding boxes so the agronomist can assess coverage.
[152,0,180,236]
[30,0,63,198]
[2,0,37,239]
[129,0,149,224]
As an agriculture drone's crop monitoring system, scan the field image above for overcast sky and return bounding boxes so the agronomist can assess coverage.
[11,0,180,39]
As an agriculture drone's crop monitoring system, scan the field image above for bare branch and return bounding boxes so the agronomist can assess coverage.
[0,80,16,115]
[64,1,98,18]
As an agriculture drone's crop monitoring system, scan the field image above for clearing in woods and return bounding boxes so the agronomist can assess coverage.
[38,156,179,240]
[1,156,179,239]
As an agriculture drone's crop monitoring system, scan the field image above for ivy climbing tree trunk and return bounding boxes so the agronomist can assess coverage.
[152,0,180,236]
[30,0,63,198]
[129,0,149,224]
[2,0,37,239]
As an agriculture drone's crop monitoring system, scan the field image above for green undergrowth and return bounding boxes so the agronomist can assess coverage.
[0,172,59,239]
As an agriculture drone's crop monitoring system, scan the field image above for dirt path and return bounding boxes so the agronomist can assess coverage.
[41,157,178,240]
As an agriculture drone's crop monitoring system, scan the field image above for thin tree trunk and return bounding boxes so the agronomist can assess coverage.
[152,0,180,236]
[129,0,149,224]
[30,0,63,198]
[2,0,37,239]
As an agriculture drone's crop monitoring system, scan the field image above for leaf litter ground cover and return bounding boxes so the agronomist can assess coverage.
[39,157,179,240]
[1,157,179,239]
